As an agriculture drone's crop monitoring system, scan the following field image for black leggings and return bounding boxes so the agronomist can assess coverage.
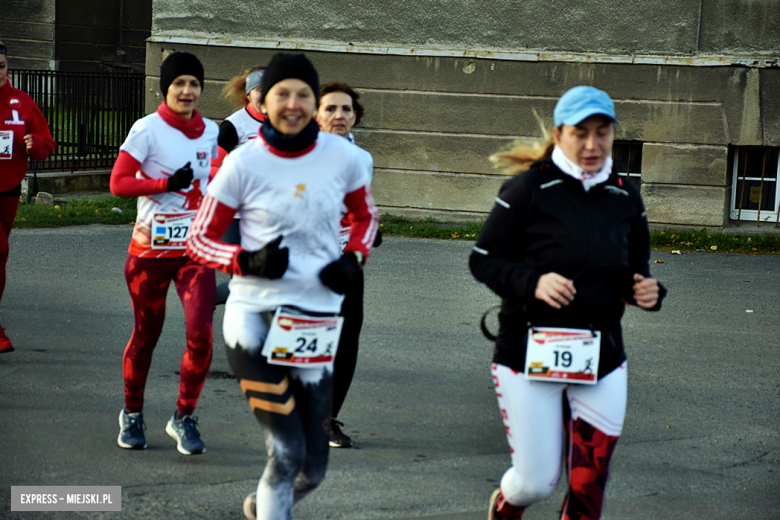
[332,270,364,418]
[226,343,333,520]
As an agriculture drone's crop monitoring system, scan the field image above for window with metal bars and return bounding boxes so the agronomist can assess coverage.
[612,141,642,189]
[730,147,780,223]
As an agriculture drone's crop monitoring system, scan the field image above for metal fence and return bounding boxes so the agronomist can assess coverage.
[9,70,145,173]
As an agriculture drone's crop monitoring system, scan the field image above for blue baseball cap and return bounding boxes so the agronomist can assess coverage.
[553,86,618,127]
[245,69,264,94]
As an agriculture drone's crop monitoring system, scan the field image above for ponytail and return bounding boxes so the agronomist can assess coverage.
[221,65,264,111]
[490,109,556,176]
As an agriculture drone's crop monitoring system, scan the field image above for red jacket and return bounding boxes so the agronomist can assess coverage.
[0,80,56,192]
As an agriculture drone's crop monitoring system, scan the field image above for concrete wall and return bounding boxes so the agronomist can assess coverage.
[147,1,780,228]
[1,0,56,70]
[1,0,151,73]
[151,0,778,58]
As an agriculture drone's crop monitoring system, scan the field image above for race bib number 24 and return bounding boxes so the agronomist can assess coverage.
[261,307,344,368]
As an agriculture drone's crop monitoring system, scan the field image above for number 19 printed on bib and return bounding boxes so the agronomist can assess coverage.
[524,327,601,385]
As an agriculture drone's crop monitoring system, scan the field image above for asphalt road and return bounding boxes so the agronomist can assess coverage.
[0,226,778,519]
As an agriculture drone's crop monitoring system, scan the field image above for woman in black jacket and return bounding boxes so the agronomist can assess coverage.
[470,86,666,520]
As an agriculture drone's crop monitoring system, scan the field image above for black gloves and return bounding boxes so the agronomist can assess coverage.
[373,229,382,248]
[319,252,361,294]
[238,236,289,279]
[167,162,194,192]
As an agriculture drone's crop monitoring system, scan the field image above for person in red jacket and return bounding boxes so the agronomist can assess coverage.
[0,40,56,353]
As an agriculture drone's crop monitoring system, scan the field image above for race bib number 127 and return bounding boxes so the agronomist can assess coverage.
[151,211,196,249]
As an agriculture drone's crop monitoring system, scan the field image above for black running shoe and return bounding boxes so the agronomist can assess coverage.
[324,417,353,448]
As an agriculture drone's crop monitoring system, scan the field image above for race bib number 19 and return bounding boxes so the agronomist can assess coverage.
[261,307,344,368]
[151,211,196,249]
[524,327,600,385]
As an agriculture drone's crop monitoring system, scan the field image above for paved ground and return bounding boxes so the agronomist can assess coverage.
[0,226,778,519]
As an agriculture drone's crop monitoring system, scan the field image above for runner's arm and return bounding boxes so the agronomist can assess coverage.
[25,101,56,160]
[342,185,379,260]
[469,178,541,303]
[186,193,245,274]
[624,193,666,310]
[208,146,230,182]
[109,151,168,197]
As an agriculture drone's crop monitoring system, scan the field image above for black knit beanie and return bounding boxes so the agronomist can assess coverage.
[260,53,319,103]
[160,52,205,96]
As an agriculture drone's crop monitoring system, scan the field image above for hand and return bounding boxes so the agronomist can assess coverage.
[373,229,383,248]
[535,272,576,309]
[24,134,34,150]
[319,252,360,294]
[238,236,289,279]
[167,162,194,192]
[632,274,659,309]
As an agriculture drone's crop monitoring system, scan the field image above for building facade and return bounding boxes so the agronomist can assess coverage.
[3,0,151,73]
[131,1,780,227]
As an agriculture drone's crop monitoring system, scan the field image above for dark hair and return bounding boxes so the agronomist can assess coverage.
[0,40,7,56]
[319,81,364,127]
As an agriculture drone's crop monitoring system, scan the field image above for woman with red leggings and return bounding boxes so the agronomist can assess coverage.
[0,40,55,353]
[110,51,219,455]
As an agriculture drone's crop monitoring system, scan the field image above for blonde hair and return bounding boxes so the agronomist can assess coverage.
[221,65,264,110]
[490,109,556,176]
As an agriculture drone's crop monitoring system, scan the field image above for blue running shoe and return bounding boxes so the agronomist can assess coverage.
[117,410,147,449]
[165,411,205,455]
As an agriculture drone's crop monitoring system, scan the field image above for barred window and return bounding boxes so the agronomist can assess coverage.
[730,147,780,222]
[612,142,642,189]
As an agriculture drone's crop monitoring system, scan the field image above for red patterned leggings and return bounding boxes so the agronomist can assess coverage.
[122,254,216,415]
[0,195,20,303]
[491,363,627,520]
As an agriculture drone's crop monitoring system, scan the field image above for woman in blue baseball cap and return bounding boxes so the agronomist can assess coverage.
[470,86,667,520]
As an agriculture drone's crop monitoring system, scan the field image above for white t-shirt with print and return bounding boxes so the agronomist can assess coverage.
[120,113,219,251]
[225,108,262,149]
[207,131,370,314]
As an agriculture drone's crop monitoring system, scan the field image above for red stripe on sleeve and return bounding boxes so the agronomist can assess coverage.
[110,151,168,197]
[186,194,244,274]
[343,185,379,258]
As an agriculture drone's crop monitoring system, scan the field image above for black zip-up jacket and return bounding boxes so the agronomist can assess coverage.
[469,159,666,378]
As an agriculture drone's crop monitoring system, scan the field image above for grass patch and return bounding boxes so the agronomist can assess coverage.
[380,215,482,240]
[650,228,780,255]
[14,196,137,229]
[13,202,780,255]
[381,216,780,254]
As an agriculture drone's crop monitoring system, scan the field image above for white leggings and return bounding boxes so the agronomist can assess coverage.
[492,362,627,512]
